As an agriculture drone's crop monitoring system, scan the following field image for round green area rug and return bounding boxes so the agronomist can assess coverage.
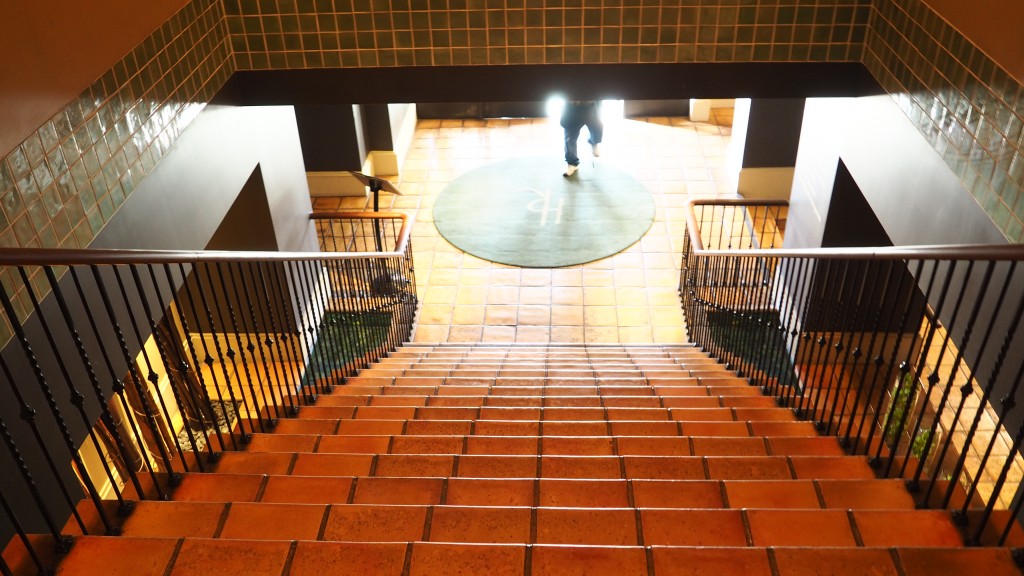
[433,156,656,268]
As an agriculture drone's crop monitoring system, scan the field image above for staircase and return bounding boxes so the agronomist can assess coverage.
[44,344,1023,575]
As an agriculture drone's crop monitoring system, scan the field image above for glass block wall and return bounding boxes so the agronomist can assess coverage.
[0,0,231,254]
[865,0,1024,241]
[0,0,1021,254]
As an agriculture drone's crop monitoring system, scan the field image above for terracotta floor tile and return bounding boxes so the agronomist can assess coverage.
[530,545,648,576]
[372,394,428,407]
[219,502,326,540]
[641,509,747,546]
[789,456,876,480]
[259,476,353,504]
[375,454,455,476]
[816,479,917,510]
[661,396,721,409]
[355,406,418,420]
[289,542,407,576]
[651,546,772,576]
[173,473,263,503]
[299,406,357,419]
[606,407,670,421]
[616,437,690,456]
[428,506,531,543]
[602,396,662,408]
[169,539,290,576]
[897,547,1022,576]
[272,419,340,434]
[691,437,767,456]
[536,508,638,545]
[767,436,845,456]
[631,480,724,508]
[291,453,374,476]
[336,419,406,435]
[215,452,294,475]
[322,504,428,542]
[458,455,539,478]
[748,421,819,436]
[542,436,615,456]
[488,395,544,407]
[317,435,392,454]
[445,478,536,506]
[853,510,964,547]
[466,435,539,455]
[431,395,484,407]
[410,543,526,576]
[669,407,735,421]
[539,479,630,507]
[773,547,899,576]
[611,421,681,436]
[406,420,474,435]
[54,535,176,576]
[352,477,444,505]
[475,420,541,436]
[705,456,792,480]
[478,406,540,421]
[724,480,821,509]
[622,456,705,480]
[542,421,608,436]
[418,406,480,420]
[390,435,466,455]
[542,407,605,421]
[679,421,750,437]
[120,502,225,538]
[733,407,796,421]
[747,510,856,546]
[542,456,622,479]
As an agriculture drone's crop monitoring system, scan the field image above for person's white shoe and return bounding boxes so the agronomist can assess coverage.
[591,143,601,157]
[563,164,578,177]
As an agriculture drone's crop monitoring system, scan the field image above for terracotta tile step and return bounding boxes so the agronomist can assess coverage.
[242,433,843,457]
[105,501,965,548]
[273,418,822,438]
[291,405,803,423]
[314,394,773,410]
[168,474,920,511]
[213,452,877,481]
[50,538,1024,576]
[355,369,734,380]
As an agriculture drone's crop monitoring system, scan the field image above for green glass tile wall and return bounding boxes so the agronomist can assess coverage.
[864,0,1024,241]
[0,0,232,258]
[224,0,870,68]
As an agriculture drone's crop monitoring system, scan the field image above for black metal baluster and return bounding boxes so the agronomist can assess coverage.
[285,260,326,400]
[265,260,310,406]
[0,381,74,553]
[307,258,345,388]
[798,258,840,423]
[144,264,211,469]
[1,269,108,535]
[247,261,298,416]
[199,263,258,440]
[184,262,239,446]
[940,261,1015,514]
[995,419,1024,545]
[0,476,42,575]
[124,264,193,474]
[824,258,872,438]
[167,262,228,456]
[877,258,929,476]
[920,260,994,506]
[211,261,269,434]
[233,260,283,423]
[962,269,1024,544]
[90,265,171,498]
[780,257,814,409]
[41,266,133,517]
[67,267,148,501]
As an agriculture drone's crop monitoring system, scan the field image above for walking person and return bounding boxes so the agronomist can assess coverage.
[560,100,603,177]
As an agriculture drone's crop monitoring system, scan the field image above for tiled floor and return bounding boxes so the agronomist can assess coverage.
[312,111,740,344]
